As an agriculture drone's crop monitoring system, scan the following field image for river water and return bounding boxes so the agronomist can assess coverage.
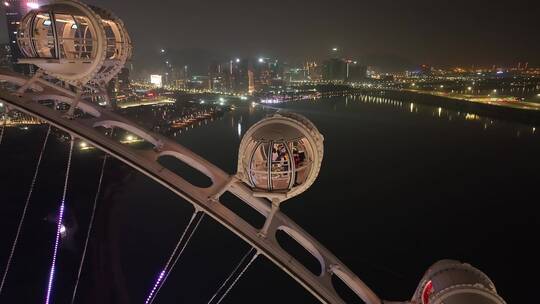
[0,94,538,303]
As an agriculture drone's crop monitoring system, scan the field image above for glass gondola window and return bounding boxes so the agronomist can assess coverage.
[54,13,79,59]
[103,20,121,59]
[249,142,270,190]
[291,139,312,186]
[247,138,315,192]
[71,15,95,59]
[270,142,292,190]
[33,13,56,58]
[18,15,35,57]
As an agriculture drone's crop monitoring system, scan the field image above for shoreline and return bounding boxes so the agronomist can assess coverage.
[378,89,540,126]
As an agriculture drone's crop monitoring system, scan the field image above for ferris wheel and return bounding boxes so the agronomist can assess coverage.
[0,1,507,304]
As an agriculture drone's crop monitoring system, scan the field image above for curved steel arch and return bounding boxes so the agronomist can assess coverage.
[0,74,395,304]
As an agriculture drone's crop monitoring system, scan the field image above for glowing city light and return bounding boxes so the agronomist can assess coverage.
[468,86,473,91]
[45,202,66,304]
[332,48,338,51]
[160,49,165,53]
[79,142,87,148]
[150,75,162,88]
[258,58,264,63]
[126,135,134,141]
[235,58,240,63]
[3,2,9,7]
[27,2,40,9]
[219,97,225,102]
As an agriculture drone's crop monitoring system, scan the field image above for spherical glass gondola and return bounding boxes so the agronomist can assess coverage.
[414,260,506,304]
[238,112,324,201]
[16,0,132,85]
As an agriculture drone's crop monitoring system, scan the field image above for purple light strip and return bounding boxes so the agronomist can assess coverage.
[45,202,65,304]
[145,270,166,304]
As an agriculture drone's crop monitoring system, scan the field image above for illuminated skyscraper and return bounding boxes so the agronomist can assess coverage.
[2,0,38,74]
[346,61,367,82]
[323,58,347,82]
[306,61,322,81]
[230,58,249,93]
[248,69,255,94]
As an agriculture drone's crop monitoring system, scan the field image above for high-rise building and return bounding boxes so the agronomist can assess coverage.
[251,57,282,91]
[0,43,12,69]
[323,58,347,82]
[230,59,249,93]
[3,0,39,74]
[248,69,255,94]
[116,67,131,96]
[306,61,322,81]
[346,61,367,82]
[208,61,227,91]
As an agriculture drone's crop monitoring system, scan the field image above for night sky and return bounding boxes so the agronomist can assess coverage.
[2,0,540,69]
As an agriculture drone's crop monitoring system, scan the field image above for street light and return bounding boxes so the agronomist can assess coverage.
[235,58,240,63]
[160,49,165,53]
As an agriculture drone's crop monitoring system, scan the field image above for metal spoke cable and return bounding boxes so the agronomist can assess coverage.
[70,155,108,304]
[45,137,75,304]
[147,212,205,304]
[213,251,259,304]
[0,125,52,297]
[144,211,199,304]
[206,247,256,304]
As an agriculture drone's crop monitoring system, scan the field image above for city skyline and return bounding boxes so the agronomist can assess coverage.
[1,0,540,70]
[0,1,538,303]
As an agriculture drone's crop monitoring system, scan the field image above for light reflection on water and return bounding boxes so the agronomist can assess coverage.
[0,94,538,303]
[173,95,538,302]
